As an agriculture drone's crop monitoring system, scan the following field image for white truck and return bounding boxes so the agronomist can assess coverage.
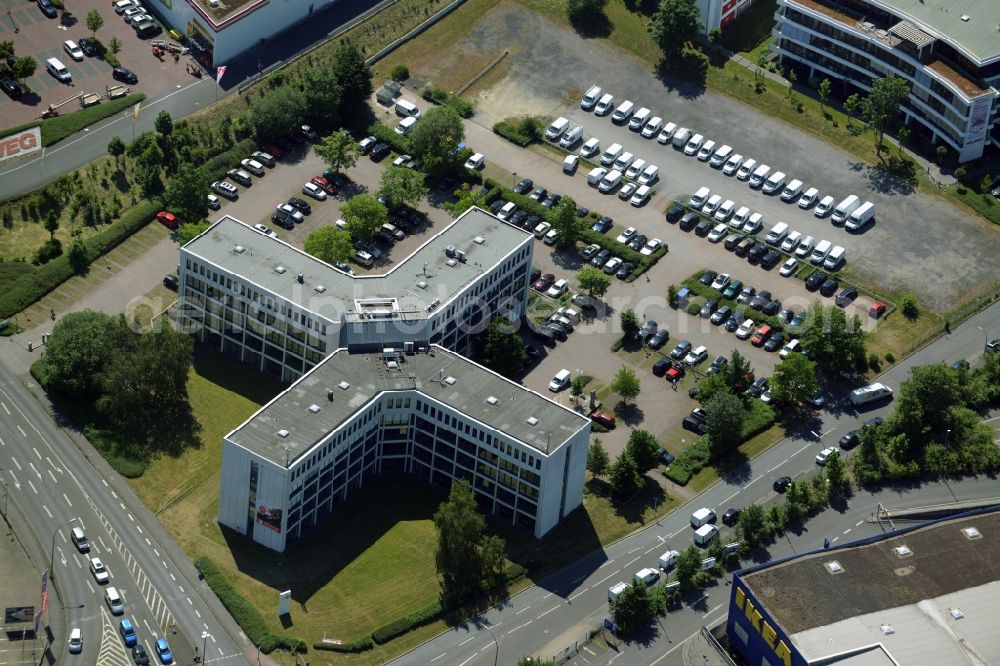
[693,524,720,546]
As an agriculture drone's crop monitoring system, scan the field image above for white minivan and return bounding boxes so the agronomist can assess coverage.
[549,369,571,392]
[600,143,623,166]
[710,144,733,168]
[594,93,615,116]
[545,116,570,140]
[46,57,71,82]
[849,383,893,405]
[559,125,583,148]
[765,222,789,245]
[628,107,651,131]
[684,133,705,156]
[762,171,787,194]
[612,100,635,123]
[749,164,771,188]
[580,137,600,158]
[598,170,623,193]
[394,98,421,118]
[105,587,124,615]
[810,239,832,264]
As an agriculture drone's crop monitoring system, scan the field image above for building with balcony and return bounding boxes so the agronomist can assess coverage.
[218,345,591,552]
[177,208,534,383]
[772,0,1000,162]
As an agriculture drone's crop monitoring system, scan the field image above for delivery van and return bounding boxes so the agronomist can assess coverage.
[849,383,893,406]
[394,99,420,118]
[693,524,719,546]
[580,84,602,110]
[823,245,846,270]
[831,195,860,225]
[600,143,623,166]
[810,239,832,264]
[749,164,772,189]
[545,116,570,140]
[612,100,634,123]
[672,127,692,148]
[690,507,716,528]
[548,369,571,392]
[559,125,583,148]
[845,201,875,231]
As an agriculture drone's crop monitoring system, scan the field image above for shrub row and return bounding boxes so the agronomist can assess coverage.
[372,600,444,645]
[421,86,474,118]
[492,117,542,146]
[742,400,776,440]
[681,274,788,332]
[367,122,412,156]
[195,557,307,654]
[202,138,257,181]
[312,636,374,653]
[0,199,162,319]
[664,437,709,486]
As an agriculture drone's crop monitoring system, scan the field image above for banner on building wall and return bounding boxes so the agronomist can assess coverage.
[256,502,283,533]
[965,95,991,145]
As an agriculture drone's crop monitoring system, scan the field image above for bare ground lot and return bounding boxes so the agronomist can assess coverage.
[388,0,999,313]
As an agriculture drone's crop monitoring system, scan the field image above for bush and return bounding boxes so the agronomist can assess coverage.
[741,400,776,440]
[367,121,412,155]
[884,352,896,364]
[32,239,63,265]
[664,437,711,486]
[372,601,444,644]
[195,558,307,654]
[493,116,543,146]
[201,138,257,180]
[390,64,410,81]
[900,294,919,320]
[313,637,374,653]
[421,86,475,118]
[681,273,787,332]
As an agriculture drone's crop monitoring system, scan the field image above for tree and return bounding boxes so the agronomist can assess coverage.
[341,193,387,244]
[409,105,465,176]
[12,56,36,82]
[0,42,12,61]
[892,364,963,450]
[177,222,210,246]
[707,27,721,44]
[67,240,89,274]
[620,308,639,340]
[434,481,505,603]
[480,318,526,378]
[736,503,766,548]
[587,439,609,478]
[770,353,819,410]
[817,78,831,115]
[300,68,343,130]
[609,450,642,497]
[900,294,918,320]
[86,9,104,37]
[694,373,729,407]
[935,144,948,165]
[44,210,59,242]
[861,76,910,157]
[724,349,754,394]
[610,365,640,406]
[154,110,173,137]
[379,166,428,209]
[390,64,410,82]
[674,545,702,592]
[164,165,210,224]
[570,375,588,403]
[652,0,702,57]
[567,0,610,37]
[330,43,373,115]
[625,429,660,474]
[136,163,164,198]
[249,86,306,144]
[303,226,354,266]
[314,131,359,175]
[108,37,122,57]
[610,579,653,635]
[577,266,610,298]
[107,136,125,169]
[798,303,867,375]
[35,311,118,398]
[824,452,849,499]
[705,392,745,459]
[550,197,580,247]
[755,49,770,81]
[897,126,910,155]
[843,93,860,127]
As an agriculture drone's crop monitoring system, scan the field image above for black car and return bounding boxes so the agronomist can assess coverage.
[590,248,611,267]
[666,204,685,223]
[763,331,785,352]
[132,644,151,666]
[78,37,99,57]
[542,193,561,208]
[773,476,792,493]
[162,274,178,290]
[700,299,718,318]
[761,250,782,269]
[683,415,708,434]
[804,270,827,290]
[778,308,795,323]
[695,218,712,237]
[658,447,676,466]
[370,142,391,161]
[747,242,767,263]
[576,207,589,218]
[835,287,858,307]
[710,305,732,325]
[839,430,861,450]
[725,313,743,332]
[591,216,613,234]
[670,340,692,360]
[820,279,839,297]
[762,300,781,316]
[271,210,295,230]
[287,197,311,215]
[864,416,884,429]
[616,262,634,279]
[750,290,772,311]
[373,230,394,246]
[543,323,568,341]
[652,357,672,376]
[513,178,533,195]
[699,270,718,286]
[509,210,529,228]
[37,0,57,17]
[722,508,741,526]
[0,78,23,98]
[523,344,541,360]
[746,376,768,397]
[648,329,670,350]
[529,187,548,202]
[679,212,700,231]
[690,407,708,423]
[489,199,507,215]
[112,67,139,84]
[627,234,647,251]
[707,355,728,374]
[134,20,162,38]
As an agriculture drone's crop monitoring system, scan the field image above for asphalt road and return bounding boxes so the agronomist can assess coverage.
[391,300,1000,666]
[0,363,249,666]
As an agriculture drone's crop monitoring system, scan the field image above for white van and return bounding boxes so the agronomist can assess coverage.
[780,230,802,252]
[658,550,679,570]
[71,527,90,553]
[765,222,789,245]
[580,137,600,158]
[594,93,615,116]
[46,57,71,82]
[849,383,893,406]
[598,170,623,193]
[672,127,692,148]
[823,245,846,269]
[559,125,583,148]
[105,587,124,615]
[611,100,634,123]
[810,239,832,264]
[683,133,704,156]
[394,116,417,135]
[587,166,608,186]
[749,164,771,188]
[780,179,803,202]
[694,524,719,546]
[690,186,711,208]
[709,144,733,168]
[731,206,751,229]
[394,99,420,118]
[638,164,659,185]
[779,339,801,358]
[600,143,623,166]
[691,507,716,528]
[736,158,758,181]
[630,185,651,207]
[581,84,602,110]
[497,201,516,220]
[628,107,651,131]
[608,581,628,602]
[743,212,764,234]
[613,151,635,172]
[845,201,875,231]
[831,195,860,225]
[635,568,660,586]
[545,116,570,140]
[762,171,787,194]
[563,155,579,173]
[549,369,571,392]
[658,122,678,144]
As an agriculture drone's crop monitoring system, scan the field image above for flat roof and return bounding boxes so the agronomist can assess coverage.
[183,208,531,321]
[742,510,1000,664]
[868,0,1000,63]
[187,0,268,29]
[228,345,590,466]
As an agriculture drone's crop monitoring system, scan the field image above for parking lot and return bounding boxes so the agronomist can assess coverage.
[0,0,194,128]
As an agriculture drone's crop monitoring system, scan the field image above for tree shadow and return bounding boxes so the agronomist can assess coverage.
[863,160,916,195]
[568,8,613,39]
[721,460,752,487]
[587,477,667,529]
[654,55,708,100]
[615,401,645,426]
[59,11,78,28]
[191,347,286,404]
[111,170,130,193]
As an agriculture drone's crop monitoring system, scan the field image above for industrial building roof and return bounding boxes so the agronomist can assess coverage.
[743,510,1000,665]
[870,0,1000,63]
[227,345,590,465]
[183,208,531,322]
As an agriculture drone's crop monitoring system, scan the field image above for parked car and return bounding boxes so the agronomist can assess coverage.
[0,78,23,98]
[722,508,741,526]
[835,287,858,307]
[206,194,221,210]
[670,340,692,360]
[591,216,613,234]
[370,142,391,161]
[156,211,178,230]
[648,329,670,350]
[839,430,861,450]
[773,476,792,493]
[707,355,728,374]
[532,273,554,291]
[514,178,534,195]
[112,67,139,84]
[302,181,327,200]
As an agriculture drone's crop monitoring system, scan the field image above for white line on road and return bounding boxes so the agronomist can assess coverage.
[63,493,72,507]
[146,538,152,546]
[668,528,684,538]
[27,480,37,494]
[508,621,532,634]
[1,402,8,415]
[169,573,175,581]
[32,447,40,460]
[16,426,25,437]
[536,606,559,620]
[187,597,192,605]
[194,610,200,618]
[28,462,41,479]
[43,504,52,519]
[0,436,4,446]
[843,528,851,535]
[457,655,476,666]
[599,560,614,568]
[102,479,108,487]
[608,650,626,663]
[572,575,586,584]
[542,592,553,599]
[127,513,134,522]
[431,653,447,661]
[658,535,665,542]
[136,525,143,534]
[767,461,787,473]
[11,457,21,471]
[592,569,621,587]
[702,604,722,618]
[86,580,95,594]
[744,476,759,488]
[721,491,738,504]
[47,469,57,483]
[154,549,159,557]
[856,520,864,526]
[650,632,697,664]
[624,556,640,567]
[792,442,811,456]
[644,545,659,554]
[832,537,840,543]
[568,590,588,601]
[515,605,531,615]
[459,636,475,646]
[8,470,19,490]
[627,547,640,554]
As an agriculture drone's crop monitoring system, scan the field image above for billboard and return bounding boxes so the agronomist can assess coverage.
[0,127,42,162]
[964,95,991,147]
[4,606,35,624]
[256,502,283,533]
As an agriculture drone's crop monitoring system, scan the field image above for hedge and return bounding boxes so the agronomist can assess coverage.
[367,122,413,156]
[741,399,776,440]
[492,117,542,146]
[312,636,374,653]
[202,138,257,181]
[0,199,162,319]
[195,557,307,654]
[372,600,444,645]
[1,94,146,147]
[421,86,474,118]
[681,274,787,332]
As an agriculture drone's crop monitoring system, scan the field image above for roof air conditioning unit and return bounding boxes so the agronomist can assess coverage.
[456,250,466,263]
[445,245,456,257]
[297,273,304,284]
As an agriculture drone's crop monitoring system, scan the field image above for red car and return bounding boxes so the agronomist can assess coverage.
[310,176,335,194]
[156,211,178,230]
[750,324,772,347]
[264,144,285,160]
[590,410,615,429]
[664,365,685,381]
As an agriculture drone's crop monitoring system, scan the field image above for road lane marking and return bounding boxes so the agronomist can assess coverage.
[568,590,588,601]
[536,606,559,620]
[627,547,640,554]
[792,443,811,456]
[0,436,4,446]
[650,632,697,664]
[515,605,531,614]
[668,528,684,538]
[832,537,840,543]
[572,575,586,584]
[457,655,476,666]
[86,580,95,594]
[702,604,722,618]
[47,469,57,483]
[16,425,25,437]
[1,402,8,415]
[856,520,864,526]
[744,476,759,488]
[658,535,665,542]
[542,592,553,599]
[32,447,40,460]
[644,546,659,554]
[624,556,640,567]
[194,610,200,618]
[843,528,851,535]
[63,493,72,507]
[592,569,621,587]
[43,504,52,519]
[431,653,447,661]
[608,650,625,663]
[459,637,475,646]
[8,470,19,490]
[767,461,786,473]
[599,560,614,568]
[722,491,738,504]
[187,597,193,605]
[508,620,532,634]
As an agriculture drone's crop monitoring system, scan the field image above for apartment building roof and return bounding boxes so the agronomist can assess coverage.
[227,345,590,465]
[869,0,999,63]
[183,208,531,322]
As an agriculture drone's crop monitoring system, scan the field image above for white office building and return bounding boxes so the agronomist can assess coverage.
[218,345,591,552]
[178,208,534,383]
[772,0,1000,162]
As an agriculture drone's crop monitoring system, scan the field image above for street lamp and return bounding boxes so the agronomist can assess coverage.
[199,631,210,663]
[978,326,988,352]
[50,517,79,580]
[485,625,499,666]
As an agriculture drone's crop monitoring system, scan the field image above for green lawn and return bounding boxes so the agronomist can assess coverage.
[1,94,146,147]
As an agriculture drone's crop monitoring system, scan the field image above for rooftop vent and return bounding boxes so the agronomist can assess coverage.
[456,250,466,263]
[297,273,304,284]
[949,608,964,620]
[234,245,245,253]
[894,545,912,558]
[960,14,970,22]
[446,259,457,268]
[444,376,456,385]
[308,404,321,414]
[824,560,844,575]
[277,429,289,438]
[473,236,485,245]
[961,526,982,540]
[526,416,539,426]
[880,624,894,635]
[338,380,350,390]
[274,265,287,274]
[417,280,428,289]
[314,285,326,293]
[445,244,457,258]
[486,396,498,405]
[327,389,334,402]
[387,360,399,369]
